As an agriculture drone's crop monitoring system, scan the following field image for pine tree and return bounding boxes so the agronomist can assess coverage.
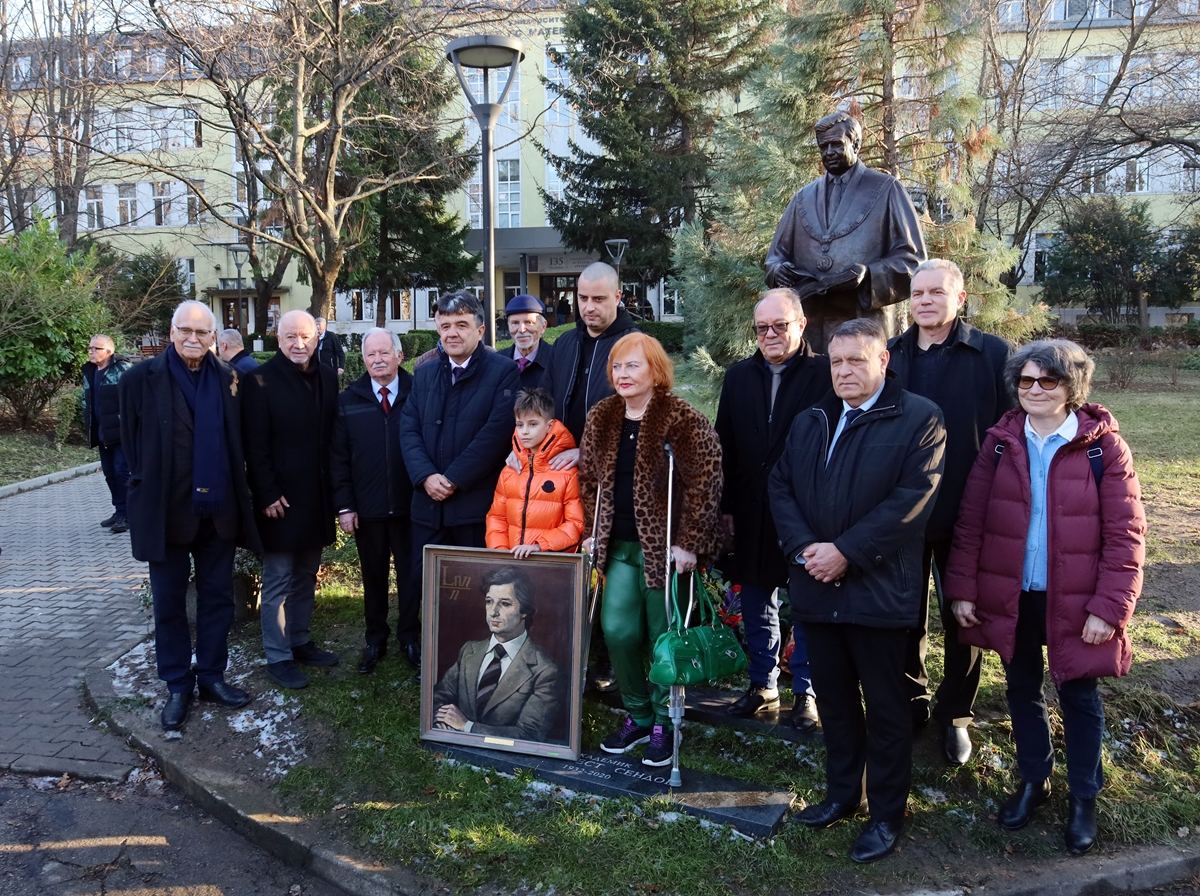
[543,0,772,284]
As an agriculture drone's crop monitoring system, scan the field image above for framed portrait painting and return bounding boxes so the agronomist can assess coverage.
[420,546,586,760]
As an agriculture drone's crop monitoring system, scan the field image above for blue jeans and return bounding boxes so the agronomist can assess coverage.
[98,443,130,515]
[739,583,813,695]
[1004,590,1105,799]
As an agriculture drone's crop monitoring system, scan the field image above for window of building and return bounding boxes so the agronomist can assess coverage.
[390,289,411,320]
[187,180,205,224]
[426,288,441,318]
[118,183,138,225]
[181,258,196,296]
[112,48,133,76]
[14,55,34,83]
[467,66,520,125]
[997,0,1025,23]
[497,159,520,228]
[1081,161,1108,193]
[114,109,136,152]
[503,271,522,303]
[1033,232,1059,283]
[1124,158,1150,192]
[183,107,202,148]
[1084,56,1113,104]
[467,168,482,229]
[1032,59,1065,110]
[1050,0,1090,18]
[662,288,680,316]
[148,49,167,75]
[153,182,171,226]
[84,186,104,230]
[351,290,364,321]
[545,49,572,126]
[1095,0,1133,17]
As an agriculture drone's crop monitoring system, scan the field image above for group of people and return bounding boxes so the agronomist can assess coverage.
[97,248,1144,865]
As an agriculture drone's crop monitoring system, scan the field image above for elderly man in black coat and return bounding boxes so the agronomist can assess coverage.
[120,300,261,731]
[504,293,553,391]
[714,288,830,728]
[769,318,945,863]
[242,309,339,690]
[331,327,416,674]
[886,258,1013,766]
[401,291,520,665]
[315,317,345,375]
[83,333,134,533]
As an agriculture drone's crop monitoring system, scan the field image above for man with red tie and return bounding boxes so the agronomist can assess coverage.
[331,328,416,674]
[504,294,553,391]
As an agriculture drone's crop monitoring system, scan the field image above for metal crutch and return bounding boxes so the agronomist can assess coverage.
[582,487,603,694]
[663,443,693,787]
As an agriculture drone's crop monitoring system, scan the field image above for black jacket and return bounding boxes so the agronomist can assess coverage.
[887,318,1012,542]
[539,308,638,441]
[119,353,261,562]
[316,332,346,371]
[400,342,520,528]
[241,351,338,552]
[505,340,553,393]
[714,342,831,587]
[768,373,946,629]
[331,372,414,520]
[83,355,133,448]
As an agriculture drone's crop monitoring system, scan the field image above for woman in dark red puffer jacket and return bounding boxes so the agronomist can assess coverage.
[945,339,1145,857]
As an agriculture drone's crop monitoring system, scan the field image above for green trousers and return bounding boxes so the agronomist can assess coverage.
[602,540,670,727]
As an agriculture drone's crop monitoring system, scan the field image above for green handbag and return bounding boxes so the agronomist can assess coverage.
[649,572,748,687]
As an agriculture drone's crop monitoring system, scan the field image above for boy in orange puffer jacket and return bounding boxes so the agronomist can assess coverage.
[486,388,585,558]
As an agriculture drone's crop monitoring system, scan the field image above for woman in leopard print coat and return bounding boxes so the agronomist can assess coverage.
[578,332,724,768]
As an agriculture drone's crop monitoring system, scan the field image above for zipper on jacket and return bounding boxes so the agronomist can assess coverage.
[583,341,601,410]
[518,451,535,544]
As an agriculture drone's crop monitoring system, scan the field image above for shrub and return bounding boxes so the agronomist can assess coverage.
[251,352,275,365]
[340,351,367,386]
[1075,321,1134,349]
[54,388,85,445]
[400,329,439,359]
[636,320,685,353]
[1106,349,1141,390]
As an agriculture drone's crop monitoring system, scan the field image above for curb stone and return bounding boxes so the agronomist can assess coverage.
[81,667,1200,896]
[0,461,101,499]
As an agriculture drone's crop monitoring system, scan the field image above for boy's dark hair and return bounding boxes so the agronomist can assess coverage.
[513,387,554,420]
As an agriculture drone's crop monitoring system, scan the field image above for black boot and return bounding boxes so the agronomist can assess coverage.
[1065,794,1098,855]
[998,779,1050,831]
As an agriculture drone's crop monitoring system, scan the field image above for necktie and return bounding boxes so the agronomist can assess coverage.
[826,175,845,225]
[518,357,529,373]
[451,366,461,385]
[476,643,506,714]
[843,407,864,427]
[379,385,390,415]
[767,363,786,418]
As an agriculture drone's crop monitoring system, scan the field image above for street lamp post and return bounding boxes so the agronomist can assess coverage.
[605,238,629,310]
[230,244,250,332]
[446,34,525,347]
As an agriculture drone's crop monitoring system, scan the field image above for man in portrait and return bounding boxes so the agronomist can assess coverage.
[431,566,563,742]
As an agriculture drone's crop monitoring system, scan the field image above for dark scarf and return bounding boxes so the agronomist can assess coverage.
[165,345,228,516]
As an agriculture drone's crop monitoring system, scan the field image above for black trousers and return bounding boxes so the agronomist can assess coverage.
[356,516,415,648]
[148,519,236,694]
[904,537,984,727]
[410,521,487,637]
[806,622,912,825]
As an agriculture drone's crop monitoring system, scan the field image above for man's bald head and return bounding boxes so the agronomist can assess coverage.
[576,262,622,337]
[279,310,318,369]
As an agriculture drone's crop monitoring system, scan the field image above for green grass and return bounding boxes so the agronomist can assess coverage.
[0,431,95,486]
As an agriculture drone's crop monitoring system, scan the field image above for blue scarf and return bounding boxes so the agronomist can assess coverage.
[165,345,228,516]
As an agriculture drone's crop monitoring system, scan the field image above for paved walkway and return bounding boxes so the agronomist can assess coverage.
[0,472,149,780]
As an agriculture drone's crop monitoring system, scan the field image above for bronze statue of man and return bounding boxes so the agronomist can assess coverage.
[764,111,927,346]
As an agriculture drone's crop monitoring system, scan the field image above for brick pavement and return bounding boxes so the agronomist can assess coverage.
[0,472,149,780]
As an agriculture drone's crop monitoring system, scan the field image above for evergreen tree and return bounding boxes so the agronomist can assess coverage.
[544,0,772,284]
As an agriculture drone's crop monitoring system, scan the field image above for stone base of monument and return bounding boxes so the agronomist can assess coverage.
[591,685,823,745]
[430,743,793,838]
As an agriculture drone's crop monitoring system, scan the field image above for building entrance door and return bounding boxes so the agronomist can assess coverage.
[541,275,577,325]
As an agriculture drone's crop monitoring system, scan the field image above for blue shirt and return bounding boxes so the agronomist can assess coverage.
[1022,412,1079,591]
[826,380,886,465]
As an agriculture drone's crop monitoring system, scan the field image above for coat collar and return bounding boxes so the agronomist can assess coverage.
[894,317,984,356]
[510,418,578,471]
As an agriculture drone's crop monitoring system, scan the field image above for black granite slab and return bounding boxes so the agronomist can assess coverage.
[431,742,794,838]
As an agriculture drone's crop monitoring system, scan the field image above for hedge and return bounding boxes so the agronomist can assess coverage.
[55,388,85,445]
[636,320,685,354]
[401,329,439,359]
[1072,320,1200,350]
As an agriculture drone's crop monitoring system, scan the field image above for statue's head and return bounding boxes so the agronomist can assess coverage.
[814,112,862,176]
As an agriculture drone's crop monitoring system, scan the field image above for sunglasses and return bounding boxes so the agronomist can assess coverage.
[1017,375,1061,391]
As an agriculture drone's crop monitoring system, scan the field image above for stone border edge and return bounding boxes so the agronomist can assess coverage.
[78,667,1200,896]
[0,462,100,499]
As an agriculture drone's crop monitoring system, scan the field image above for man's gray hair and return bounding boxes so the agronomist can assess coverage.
[172,299,217,330]
[219,329,244,347]
[436,290,485,328]
[828,317,887,351]
[755,288,805,321]
[913,258,965,297]
[578,261,620,295]
[361,327,402,359]
[315,317,327,326]
[814,111,863,146]
[1004,339,1094,412]
[91,333,116,351]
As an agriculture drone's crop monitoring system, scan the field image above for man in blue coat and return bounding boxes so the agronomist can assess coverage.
[401,291,520,667]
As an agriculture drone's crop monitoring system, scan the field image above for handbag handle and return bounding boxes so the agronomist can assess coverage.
[668,570,709,632]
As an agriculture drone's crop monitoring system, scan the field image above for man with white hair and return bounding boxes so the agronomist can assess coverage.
[82,333,134,533]
[120,300,260,730]
[218,329,259,373]
[331,328,416,674]
[242,309,340,690]
[315,316,345,375]
[886,258,1013,766]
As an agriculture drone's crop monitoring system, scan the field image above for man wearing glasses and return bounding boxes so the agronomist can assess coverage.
[503,294,553,391]
[82,334,134,533]
[713,288,831,727]
[885,258,1013,766]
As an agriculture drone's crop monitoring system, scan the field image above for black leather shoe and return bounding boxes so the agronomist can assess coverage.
[796,798,867,829]
[358,644,387,674]
[1065,794,1098,855]
[266,660,309,689]
[109,515,129,534]
[161,691,192,731]
[943,725,973,766]
[850,819,903,863]
[197,680,252,708]
[998,779,1050,831]
[787,695,819,732]
[401,641,421,671]
[726,688,780,717]
[100,512,118,528]
[292,641,340,667]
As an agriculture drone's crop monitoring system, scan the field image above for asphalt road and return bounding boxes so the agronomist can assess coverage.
[0,771,339,896]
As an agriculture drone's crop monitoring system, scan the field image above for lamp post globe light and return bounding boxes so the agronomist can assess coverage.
[446,34,525,347]
[604,237,629,295]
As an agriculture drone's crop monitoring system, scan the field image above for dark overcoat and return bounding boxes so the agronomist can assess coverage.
[119,353,262,563]
[538,309,638,440]
[241,351,338,552]
[83,355,133,447]
[713,342,831,587]
[768,373,946,629]
[505,339,553,393]
[400,342,520,528]
[330,371,414,521]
